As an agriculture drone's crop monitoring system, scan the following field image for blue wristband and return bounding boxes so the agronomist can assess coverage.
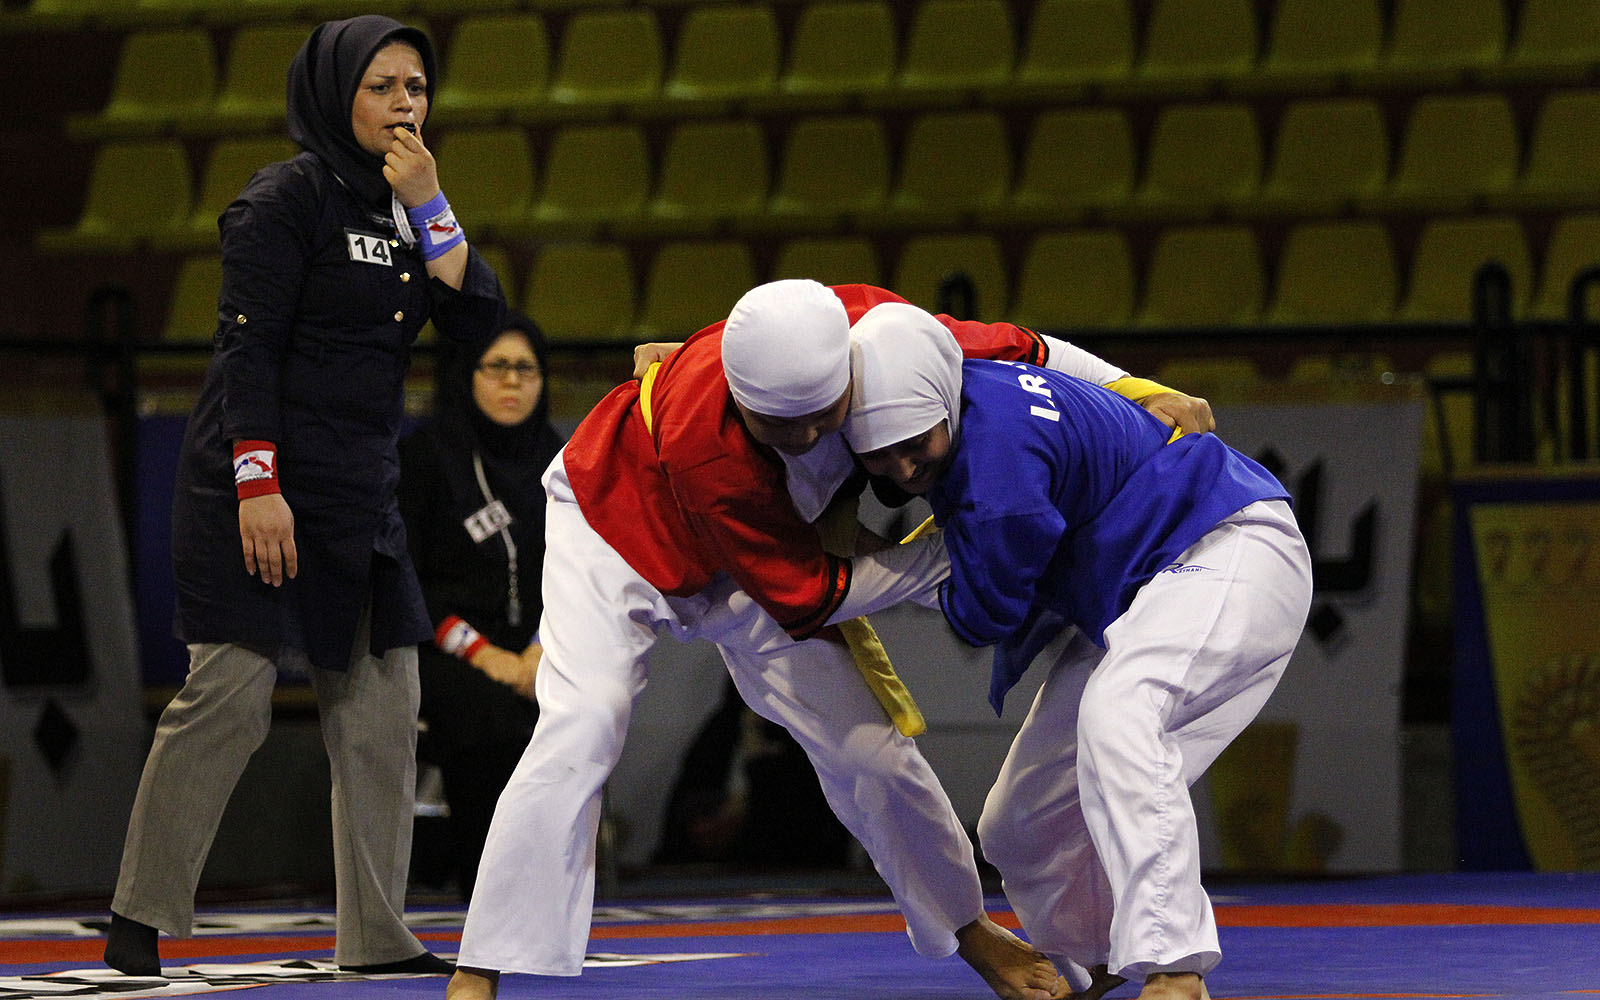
[405,190,466,261]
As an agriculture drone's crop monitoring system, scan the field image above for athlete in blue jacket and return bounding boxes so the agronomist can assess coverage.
[843,303,1312,1000]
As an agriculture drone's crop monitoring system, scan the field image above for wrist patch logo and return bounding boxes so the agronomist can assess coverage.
[233,450,275,484]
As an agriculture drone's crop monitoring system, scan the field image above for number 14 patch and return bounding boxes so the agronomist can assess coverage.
[345,229,395,266]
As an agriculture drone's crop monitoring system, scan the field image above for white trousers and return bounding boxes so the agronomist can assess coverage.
[976,500,1312,985]
[457,454,982,975]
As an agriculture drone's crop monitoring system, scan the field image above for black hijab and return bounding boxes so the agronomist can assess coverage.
[432,313,565,546]
[286,15,437,210]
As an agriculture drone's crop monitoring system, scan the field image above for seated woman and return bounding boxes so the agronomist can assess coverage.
[841,302,1313,1000]
[399,312,563,900]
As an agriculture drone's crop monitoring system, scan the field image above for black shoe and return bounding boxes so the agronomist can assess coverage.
[104,913,161,977]
[342,952,455,975]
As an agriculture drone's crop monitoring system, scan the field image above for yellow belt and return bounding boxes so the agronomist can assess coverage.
[641,362,926,738]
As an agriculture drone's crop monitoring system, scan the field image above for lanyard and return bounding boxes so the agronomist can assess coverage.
[465,451,521,627]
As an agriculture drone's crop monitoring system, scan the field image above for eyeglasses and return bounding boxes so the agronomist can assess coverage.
[478,359,539,380]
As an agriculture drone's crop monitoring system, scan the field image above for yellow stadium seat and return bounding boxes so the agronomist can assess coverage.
[436,14,549,123]
[635,120,769,234]
[1009,229,1134,331]
[1362,0,1506,88]
[772,0,896,105]
[1532,213,1600,321]
[886,0,1014,102]
[872,110,1011,227]
[1245,0,1383,91]
[985,107,1132,226]
[1111,0,1256,96]
[892,233,1008,319]
[532,123,651,236]
[143,254,221,383]
[1268,221,1397,325]
[638,241,758,336]
[6,0,133,31]
[663,4,780,105]
[523,243,637,341]
[37,139,192,254]
[430,128,536,239]
[1492,89,1600,211]
[67,29,216,139]
[544,8,663,110]
[1250,98,1389,217]
[772,236,884,287]
[1490,0,1600,83]
[1152,357,1264,400]
[1398,216,1532,322]
[155,136,296,251]
[1117,102,1261,220]
[1008,0,1133,99]
[1366,93,1519,214]
[471,244,517,305]
[1137,225,1264,327]
[191,22,310,136]
[766,115,891,230]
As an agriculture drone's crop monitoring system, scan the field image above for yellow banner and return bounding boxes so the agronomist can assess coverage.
[1469,502,1600,870]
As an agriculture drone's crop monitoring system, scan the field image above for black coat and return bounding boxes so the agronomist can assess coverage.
[171,152,505,671]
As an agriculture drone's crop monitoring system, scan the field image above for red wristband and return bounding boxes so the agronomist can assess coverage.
[233,440,280,499]
[436,615,489,661]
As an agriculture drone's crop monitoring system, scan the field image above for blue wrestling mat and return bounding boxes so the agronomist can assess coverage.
[3,873,1599,999]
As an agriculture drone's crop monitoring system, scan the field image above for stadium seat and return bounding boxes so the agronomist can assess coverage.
[1007,0,1133,99]
[1398,216,1532,322]
[143,254,221,382]
[1367,93,1519,214]
[886,0,1014,103]
[772,0,896,105]
[766,115,891,230]
[1111,0,1256,96]
[1362,0,1506,88]
[984,107,1132,226]
[429,128,537,239]
[1532,213,1600,321]
[663,4,780,105]
[1493,89,1600,211]
[472,244,517,305]
[37,139,193,254]
[1117,102,1261,220]
[772,236,885,287]
[1008,229,1134,331]
[892,233,1009,320]
[637,241,758,336]
[1267,221,1397,324]
[636,120,769,234]
[1137,225,1265,327]
[156,136,296,251]
[523,242,637,341]
[436,14,549,123]
[193,22,310,135]
[532,123,651,236]
[872,110,1011,227]
[68,28,216,139]
[1251,98,1390,217]
[543,8,663,110]
[1490,0,1600,83]
[1245,0,1383,92]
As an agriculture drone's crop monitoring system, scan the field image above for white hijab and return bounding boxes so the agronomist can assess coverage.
[843,302,964,455]
[721,279,851,418]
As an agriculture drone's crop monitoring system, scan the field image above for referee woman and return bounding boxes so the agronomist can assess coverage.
[104,15,504,977]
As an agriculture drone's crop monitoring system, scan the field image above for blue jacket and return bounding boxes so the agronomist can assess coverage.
[928,361,1288,712]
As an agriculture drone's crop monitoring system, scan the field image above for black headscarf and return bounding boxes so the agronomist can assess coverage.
[432,313,565,551]
[286,15,437,210]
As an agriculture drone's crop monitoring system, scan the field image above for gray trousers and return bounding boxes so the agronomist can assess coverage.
[112,625,424,966]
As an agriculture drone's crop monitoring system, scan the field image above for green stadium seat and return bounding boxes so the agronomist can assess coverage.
[1364,93,1519,214]
[67,29,216,139]
[1109,0,1256,96]
[1489,0,1600,83]
[1009,229,1134,331]
[1005,0,1133,100]
[1115,102,1261,220]
[523,242,637,341]
[543,8,663,111]
[892,233,1008,320]
[766,115,891,231]
[1250,98,1389,217]
[1532,213,1600,321]
[638,241,757,336]
[1398,216,1532,322]
[770,0,896,106]
[155,136,297,251]
[1268,221,1397,324]
[1137,224,1264,327]
[885,0,1014,104]
[869,110,1011,228]
[1360,0,1506,88]
[1492,89,1600,211]
[37,139,193,254]
[532,123,651,236]
[662,4,780,106]
[984,107,1133,226]
[435,14,549,123]
[633,120,769,234]
[430,127,537,239]
[772,236,884,287]
[1243,0,1383,92]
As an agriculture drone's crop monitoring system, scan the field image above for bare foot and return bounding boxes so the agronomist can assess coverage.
[445,967,498,1000]
[1070,964,1127,1000]
[1137,971,1207,1000]
[955,915,1069,1000]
